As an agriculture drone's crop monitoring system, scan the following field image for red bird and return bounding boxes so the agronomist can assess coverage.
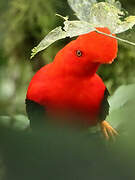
[26,27,118,139]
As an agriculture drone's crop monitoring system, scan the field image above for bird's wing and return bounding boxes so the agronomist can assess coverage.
[98,88,110,121]
[25,99,46,130]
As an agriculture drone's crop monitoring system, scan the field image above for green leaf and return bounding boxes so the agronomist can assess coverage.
[63,20,95,37]
[31,26,66,59]
[89,2,124,33]
[115,16,135,34]
[31,20,95,58]
[109,84,135,112]
[31,0,135,58]
[68,0,135,34]
[67,0,97,22]
[107,84,135,131]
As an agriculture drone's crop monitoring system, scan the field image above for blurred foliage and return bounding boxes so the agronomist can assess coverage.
[0,0,135,179]
[0,0,73,116]
[1,0,74,64]
[0,84,135,180]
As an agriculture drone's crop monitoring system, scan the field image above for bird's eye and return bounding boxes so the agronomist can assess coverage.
[76,50,82,57]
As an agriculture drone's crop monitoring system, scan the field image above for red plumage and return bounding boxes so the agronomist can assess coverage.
[26,27,118,128]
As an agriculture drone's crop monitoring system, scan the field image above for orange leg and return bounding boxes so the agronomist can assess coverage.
[100,120,118,140]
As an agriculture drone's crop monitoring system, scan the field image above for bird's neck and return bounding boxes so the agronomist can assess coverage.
[80,63,100,77]
[52,61,100,78]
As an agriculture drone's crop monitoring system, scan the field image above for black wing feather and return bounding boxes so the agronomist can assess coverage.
[98,88,110,122]
[25,99,46,129]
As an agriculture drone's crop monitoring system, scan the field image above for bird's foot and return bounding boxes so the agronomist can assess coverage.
[100,120,118,140]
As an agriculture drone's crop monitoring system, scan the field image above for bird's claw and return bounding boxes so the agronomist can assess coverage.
[100,120,118,140]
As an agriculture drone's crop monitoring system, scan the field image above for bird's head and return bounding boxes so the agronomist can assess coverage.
[53,27,118,76]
